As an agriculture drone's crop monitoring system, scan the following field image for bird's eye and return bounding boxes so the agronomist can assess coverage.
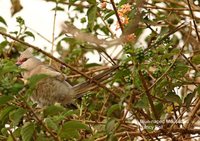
[21,58,28,62]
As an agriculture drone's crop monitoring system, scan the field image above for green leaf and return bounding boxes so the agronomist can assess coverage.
[45,118,58,131]
[1,61,20,74]
[87,5,97,30]
[184,93,195,109]
[0,16,7,26]
[43,105,65,117]
[107,104,121,117]
[192,54,200,64]
[36,134,52,141]
[0,106,16,124]
[87,0,96,4]
[0,27,7,33]
[59,128,79,139]
[0,40,9,48]
[135,95,149,109]
[59,121,89,139]
[9,108,26,126]
[0,95,13,105]
[119,0,128,6]
[69,0,76,4]
[52,6,64,11]
[155,102,163,118]
[13,127,21,138]
[11,83,24,93]
[104,11,115,20]
[84,63,101,68]
[107,18,114,25]
[169,62,188,78]
[165,92,182,105]
[105,119,117,135]
[62,121,89,130]
[20,122,35,141]
[24,31,35,40]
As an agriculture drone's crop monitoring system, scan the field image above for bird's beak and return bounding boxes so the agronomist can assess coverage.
[16,61,22,66]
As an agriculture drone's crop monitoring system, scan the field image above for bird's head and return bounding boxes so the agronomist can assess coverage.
[16,48,41,71]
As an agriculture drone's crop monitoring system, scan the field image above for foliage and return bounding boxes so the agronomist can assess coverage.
[0,0,200,140]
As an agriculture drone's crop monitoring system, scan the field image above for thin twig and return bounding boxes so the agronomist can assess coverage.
[138,69,159,120]
[50,2,58,65]
[185,98,200,128]
[110,0,124,32]
[186,0,200,42]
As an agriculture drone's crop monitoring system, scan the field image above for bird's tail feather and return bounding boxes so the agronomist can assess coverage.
[72,65,118,98]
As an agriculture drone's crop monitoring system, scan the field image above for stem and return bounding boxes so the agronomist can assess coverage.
[50,2,58,65]
[186,0,200,42]
[110,0,124,32]
[138,69,159,120]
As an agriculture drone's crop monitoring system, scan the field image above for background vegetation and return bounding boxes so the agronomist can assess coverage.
[0,0,200,140]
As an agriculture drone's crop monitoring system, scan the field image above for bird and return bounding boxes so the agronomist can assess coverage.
[16,48,117,107]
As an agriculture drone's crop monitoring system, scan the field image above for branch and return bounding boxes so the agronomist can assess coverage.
[185,98,200,128]
[110,0,124,32]
[95,128,200,141]
[186,0,200,42]
[138,69,159,120]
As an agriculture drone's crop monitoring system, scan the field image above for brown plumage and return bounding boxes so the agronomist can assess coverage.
[16,48,117,107]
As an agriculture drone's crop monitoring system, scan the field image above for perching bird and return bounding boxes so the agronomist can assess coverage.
[16,48,117,107]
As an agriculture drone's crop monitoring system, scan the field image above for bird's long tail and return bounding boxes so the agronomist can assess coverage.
[72,65,118,98]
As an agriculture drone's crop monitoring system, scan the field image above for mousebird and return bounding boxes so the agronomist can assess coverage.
[16,48,118,107]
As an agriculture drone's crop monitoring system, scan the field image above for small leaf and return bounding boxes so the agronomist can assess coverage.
[135,95,149,109]
[84,63,101,68]
[192,54,200,64]
[59,121,89,139]
[43,105,65,117]
[52,6,64,11]
[87,0,96,4]
[0,27,7,33]
[62,121,89,130]
[24,31,35,40]
[87,5,97,30]
[169,62,188,78]
[155,102,163,118]
[45,118,58,131]
[0,16,7,26]
[0,95,13,105]
[9,108,26,126]
[13,127,21,138]
[0,40,9,48]
[11,83,24,93]
[184,93,195,109]
[0,106,16,124]
[107,104,121,117]
[104,11,115,20]
[59,128,79,139]
[165,92,182,105]
[105,119,117,135]
[20,122,35,141]
[119,0,128,6]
